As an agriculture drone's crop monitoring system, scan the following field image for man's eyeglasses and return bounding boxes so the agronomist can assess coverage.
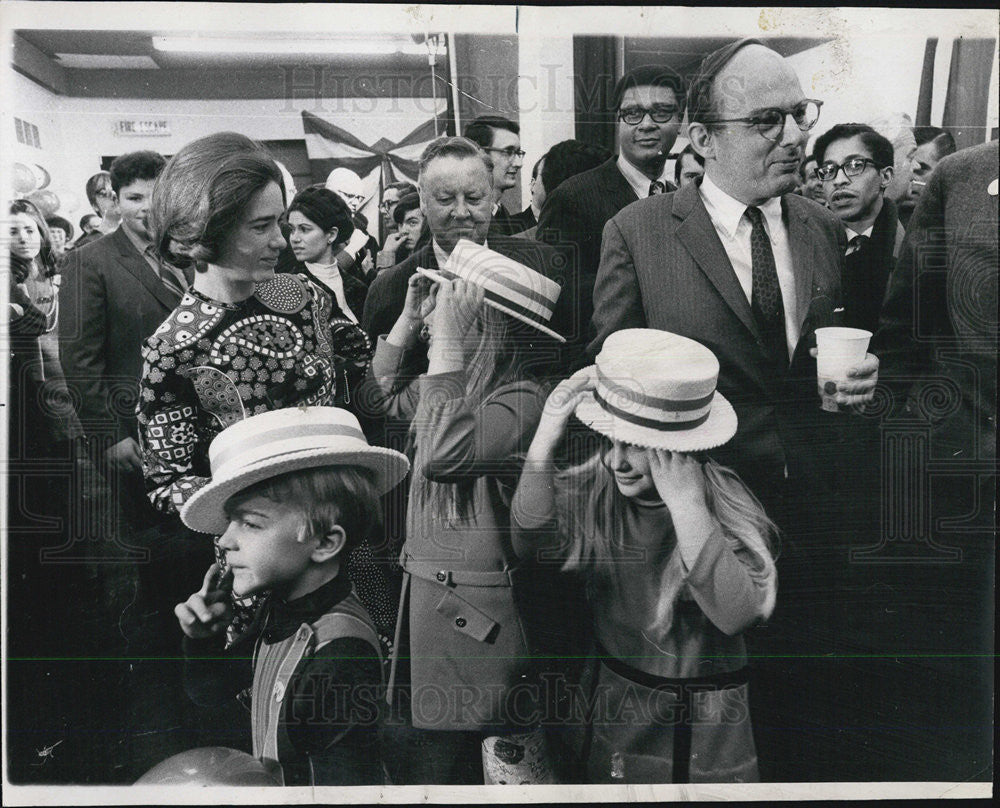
[618,105,679,125]
[704,99,823,142]
[379,199,398,212]
[485,147,526,160]
[817,157,880,182]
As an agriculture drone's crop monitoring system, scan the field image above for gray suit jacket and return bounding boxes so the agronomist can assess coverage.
[590,181,847,490]
[59,227,185,443]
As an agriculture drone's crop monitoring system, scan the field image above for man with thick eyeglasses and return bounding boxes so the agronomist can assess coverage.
[536,64,684,367]
[589,40,880,782]
[813,123,904,334]
[463,115,527,237]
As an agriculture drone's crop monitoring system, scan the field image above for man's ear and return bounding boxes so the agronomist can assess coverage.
[687,123,714,161]
[879,166,893,192]
[311,525,347,563]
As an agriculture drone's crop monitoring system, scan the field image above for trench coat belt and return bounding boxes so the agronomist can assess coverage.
[401,553,517,588]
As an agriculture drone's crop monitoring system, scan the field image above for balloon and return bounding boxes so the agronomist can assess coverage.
[134,747,281,786]
[27,189,60,216]
[12,162,38,194]
[30,163,51,190]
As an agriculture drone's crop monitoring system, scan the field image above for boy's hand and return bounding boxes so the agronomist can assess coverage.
[175,563,234,640]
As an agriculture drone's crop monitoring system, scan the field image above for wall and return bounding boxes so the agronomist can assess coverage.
[9,69,445,223]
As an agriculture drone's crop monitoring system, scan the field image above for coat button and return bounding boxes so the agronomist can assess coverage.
[455,617,467,628]
[436,571,447,582]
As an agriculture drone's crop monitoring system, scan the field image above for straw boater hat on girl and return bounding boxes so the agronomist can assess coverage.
[575,328,738,452]
[415,238,565,342]
[181,406,409,535]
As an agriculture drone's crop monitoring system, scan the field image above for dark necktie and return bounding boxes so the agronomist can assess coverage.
[745,206,787,365]
[648,180,666,196]
[148,246,189,300]
[845,233,869,256]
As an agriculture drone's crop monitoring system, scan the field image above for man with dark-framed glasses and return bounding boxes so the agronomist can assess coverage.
[589,39,880,781]
[813,123,904,333]
[536,64,684,366]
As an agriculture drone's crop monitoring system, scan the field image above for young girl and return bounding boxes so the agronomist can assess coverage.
[368,239,565,784]
[512,328,778,784]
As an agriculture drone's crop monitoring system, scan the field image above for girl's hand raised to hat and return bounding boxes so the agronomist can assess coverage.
[388,272,435,348]
[175,563,234,640]
[647,449,716,569]
[426,278,485,375]
[527,368,597,462]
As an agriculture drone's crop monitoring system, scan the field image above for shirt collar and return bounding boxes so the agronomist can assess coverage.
[260,570,354,644]
[305,260,341,274]
[844,223,875,240]
[616,153,670,198]
[700,174,783,239]
[120,222,153,256]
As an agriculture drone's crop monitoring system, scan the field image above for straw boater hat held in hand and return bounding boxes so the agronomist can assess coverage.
[415,238,565,342]
[181,406,410,535]
[575,328,738,453]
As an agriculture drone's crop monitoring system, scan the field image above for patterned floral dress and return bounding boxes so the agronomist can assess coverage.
[136,273,394,647]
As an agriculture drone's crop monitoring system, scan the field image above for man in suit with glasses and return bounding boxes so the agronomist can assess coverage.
[536,65,684,362]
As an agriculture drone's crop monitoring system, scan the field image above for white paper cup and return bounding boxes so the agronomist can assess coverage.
[815,326,872,411]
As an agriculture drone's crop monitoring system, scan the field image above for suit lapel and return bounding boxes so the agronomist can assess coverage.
[783,196,819,336]
[111,228,182,311]
[600,158,639,212]
[672,184,761,341]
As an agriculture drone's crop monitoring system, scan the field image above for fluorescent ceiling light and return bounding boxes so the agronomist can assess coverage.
[56,53,160,69]
[152,36,445,56]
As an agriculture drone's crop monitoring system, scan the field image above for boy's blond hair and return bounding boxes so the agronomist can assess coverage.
[225,466,381,551]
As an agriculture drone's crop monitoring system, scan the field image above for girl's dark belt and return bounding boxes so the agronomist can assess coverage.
[593,640,749,784]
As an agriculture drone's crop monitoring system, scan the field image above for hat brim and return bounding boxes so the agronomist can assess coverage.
[574,387,738,453]
[415,266,566,343]
[181,447,409,535]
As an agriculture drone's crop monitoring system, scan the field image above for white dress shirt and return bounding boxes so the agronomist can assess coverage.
[699,174,800,361]
[844,223,875,256]
[617,154,671,200]
[305,260,357,323]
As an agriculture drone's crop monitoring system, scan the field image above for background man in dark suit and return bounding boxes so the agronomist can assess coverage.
[674,143,705,189]
[536,64,683,360]
[872,139,996,781]
[463,115,527,236]
[814,123,904,333]
[588,39,879,781]
[60,150,185,532]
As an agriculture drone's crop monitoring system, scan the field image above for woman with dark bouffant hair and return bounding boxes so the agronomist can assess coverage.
[136,131,393,651]
[7,198,78,454]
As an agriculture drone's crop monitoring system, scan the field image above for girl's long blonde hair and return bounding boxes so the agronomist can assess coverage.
[554,436,778,634]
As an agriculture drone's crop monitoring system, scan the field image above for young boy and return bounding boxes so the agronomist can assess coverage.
[175,406,409,786]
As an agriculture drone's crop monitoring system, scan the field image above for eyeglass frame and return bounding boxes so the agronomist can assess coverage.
[617,105,681,125]
[484,146,526,160]
[701,99,824,142]
[816,156,884,183]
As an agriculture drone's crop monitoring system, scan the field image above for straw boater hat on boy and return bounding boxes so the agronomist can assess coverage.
[415,238,565,342]
[181,406,409,535]
[575,329,738,452]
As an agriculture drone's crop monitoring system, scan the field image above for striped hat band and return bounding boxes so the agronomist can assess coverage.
[441,239,560,327]
[594,366,715,432]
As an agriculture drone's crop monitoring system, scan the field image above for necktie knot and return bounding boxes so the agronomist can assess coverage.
[649,180,666,196]
[846,233,869,255]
